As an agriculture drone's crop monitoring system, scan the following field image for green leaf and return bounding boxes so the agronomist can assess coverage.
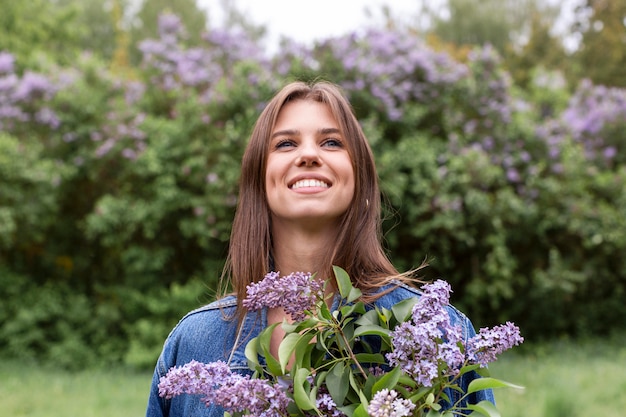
[467,377,524,395]
[244,336,262,371]
[353,324,391,338]
[352,403,369,417]
[354,353,386,365]
[258,323,282,376]
[337,404,357,417]
[293,368,316,411]
[372,364,402,394]
[408,386,430,402]
[339,303,366,320]
[467,400,501,417]
[333,265,362,303]
[282,317,319,333]
[327,362,350,406]
[278,332,306,373]
[458,363,482,376]
[294,333,316,370]
[390,296,418,322]
[348,370,369,406]
[354,309,381,326]
[319,299,333,321]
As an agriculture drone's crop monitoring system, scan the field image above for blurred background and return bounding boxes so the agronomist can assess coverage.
[1,0,625,415]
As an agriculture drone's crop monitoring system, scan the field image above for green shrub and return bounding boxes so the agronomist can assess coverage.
[1,19,625,365]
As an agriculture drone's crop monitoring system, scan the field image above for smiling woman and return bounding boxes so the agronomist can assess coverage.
[145,81,495,417]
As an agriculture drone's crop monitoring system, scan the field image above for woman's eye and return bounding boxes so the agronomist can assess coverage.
[323,138,343,148]
[275,139,295,149]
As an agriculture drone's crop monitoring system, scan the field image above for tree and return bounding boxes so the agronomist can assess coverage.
[423,0,559,57]
[504,11,570,90]
[571,0,626,87]
[0,0,83,67]
[128,0,208,64]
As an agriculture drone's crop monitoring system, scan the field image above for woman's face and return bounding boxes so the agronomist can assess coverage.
[265,99,355,229]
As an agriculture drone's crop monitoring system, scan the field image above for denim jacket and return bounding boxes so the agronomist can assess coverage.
[146,281,495,417]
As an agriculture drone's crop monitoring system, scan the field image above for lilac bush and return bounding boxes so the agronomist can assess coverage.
[0,51,59,132]
[312,29,468,121]
[139,12,272,107]
[559,79,626,167]
[2,8,626,368]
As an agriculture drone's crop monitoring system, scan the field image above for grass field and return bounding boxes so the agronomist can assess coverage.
[2,336,625,416]
[489,335,626,417]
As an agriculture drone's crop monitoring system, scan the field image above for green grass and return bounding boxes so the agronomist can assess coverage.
[0,361,152,417]
[2,336,625,416]
[490,336,626,417]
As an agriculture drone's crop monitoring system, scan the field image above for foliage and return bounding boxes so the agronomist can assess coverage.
[0,0,84,67]
[420,0,558,56]
[503,12,570,90]
[571,0,626,87]
[1,8,626,367]
[128,0,209,65]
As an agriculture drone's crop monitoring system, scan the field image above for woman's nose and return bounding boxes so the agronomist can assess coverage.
[296,141,321,166]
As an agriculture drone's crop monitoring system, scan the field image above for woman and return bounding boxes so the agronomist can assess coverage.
[146,81,494,417]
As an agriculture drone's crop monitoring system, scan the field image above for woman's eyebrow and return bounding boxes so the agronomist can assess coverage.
[271,129,299,139]
[318,128,341,135]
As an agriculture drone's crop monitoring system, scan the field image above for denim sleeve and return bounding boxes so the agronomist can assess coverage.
[146,364,168,417]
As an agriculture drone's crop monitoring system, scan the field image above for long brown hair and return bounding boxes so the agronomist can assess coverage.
[220,81,404,317]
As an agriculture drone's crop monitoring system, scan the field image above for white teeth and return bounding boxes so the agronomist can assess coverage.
[291,179,329,189]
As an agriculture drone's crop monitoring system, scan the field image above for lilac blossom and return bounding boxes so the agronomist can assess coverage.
[386,280,464,387]
[313,28,468,120]
[243,271,325,321]
[159,360,290,416]
[466,322,524,367]
[387,279,523,388]
[367,389,416,417]
[139,11,271,104]
[0,57,60,130]
[158,360,230,400]
[0,51,14,74]
[316,393,345,417]
[13,71,56,101]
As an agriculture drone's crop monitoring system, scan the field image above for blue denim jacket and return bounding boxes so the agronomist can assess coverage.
[146,281,495,417]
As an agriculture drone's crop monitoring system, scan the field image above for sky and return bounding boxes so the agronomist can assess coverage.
[201,0,423,52]
[199,0,582,53]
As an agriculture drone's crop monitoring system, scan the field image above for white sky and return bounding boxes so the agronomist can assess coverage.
[201,0,423,52]
[199,0,581,53]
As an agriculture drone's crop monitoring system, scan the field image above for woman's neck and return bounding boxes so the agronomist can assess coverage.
[270,221,338,276]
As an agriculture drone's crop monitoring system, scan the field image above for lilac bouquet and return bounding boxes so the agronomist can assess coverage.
[159,266,523,416]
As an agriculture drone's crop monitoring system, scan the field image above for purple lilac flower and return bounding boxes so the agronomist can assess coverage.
[13,71,55,101]
[158,360,231,400]
[243,271,325,321]
[466,322,524,367]
[0,51,14,74]
[214,376,290,417]
[386,280,464,387]
[318,28,467,120]
[159,360,290,417]
[367,389,416,417]
[316,393,345,417]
